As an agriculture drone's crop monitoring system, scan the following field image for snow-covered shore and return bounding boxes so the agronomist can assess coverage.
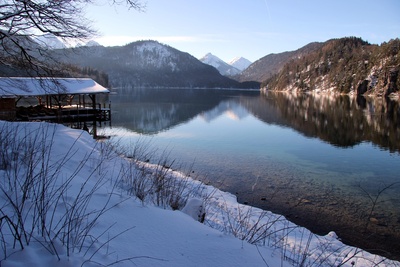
[0,121,398,267]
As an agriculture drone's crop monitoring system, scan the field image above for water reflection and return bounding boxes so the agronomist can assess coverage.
[110,88,259,134]
[252,92,400,152]
[111,89,400,153]
[108,88,400,259]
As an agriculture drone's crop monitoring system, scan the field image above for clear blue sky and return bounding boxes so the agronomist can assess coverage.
[85,0,400,63]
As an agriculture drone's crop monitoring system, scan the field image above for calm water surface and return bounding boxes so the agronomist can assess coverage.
[103,88,400,258]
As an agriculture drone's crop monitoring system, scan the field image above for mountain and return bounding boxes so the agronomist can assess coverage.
[84,40,101,47]
[261,37,400,96]
[236,42,323,83]
[34,34,102,49]
[34,34,67,49]
[52,41,260,89]
[200,53,241,76]
[229,57,252,71]
[34,35,100,49]
[75,40,102,47]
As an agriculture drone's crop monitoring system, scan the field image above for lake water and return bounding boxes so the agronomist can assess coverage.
[103,88,400,258]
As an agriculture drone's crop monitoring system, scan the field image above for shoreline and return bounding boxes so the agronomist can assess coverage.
[141,154,400,262]
[247,195,400,261]
[198,173,400,262]
[105,88,400,261]
[260,87,400,101]
[1,120,398,266]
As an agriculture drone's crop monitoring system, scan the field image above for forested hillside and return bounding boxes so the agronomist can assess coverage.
[260,37,400,96]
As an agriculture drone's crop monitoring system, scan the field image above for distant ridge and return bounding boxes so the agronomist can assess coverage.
[52,40,260,89]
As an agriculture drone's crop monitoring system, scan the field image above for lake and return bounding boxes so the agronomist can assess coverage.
[103,88,400,259]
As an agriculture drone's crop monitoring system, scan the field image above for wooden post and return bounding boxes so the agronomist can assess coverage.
[109,101,111,123]
[90,94,97,138]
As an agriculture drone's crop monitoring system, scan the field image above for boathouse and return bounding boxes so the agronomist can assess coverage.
[0,77,111,136]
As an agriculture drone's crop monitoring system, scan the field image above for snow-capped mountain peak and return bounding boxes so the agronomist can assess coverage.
[229,57,252,71]
[200,53,241,76]
[85,40,101,47]
[34,33,66,49]
[200,53,224,68]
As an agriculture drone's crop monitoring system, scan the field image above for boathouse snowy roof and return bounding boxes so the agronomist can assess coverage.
[0,77,109,97]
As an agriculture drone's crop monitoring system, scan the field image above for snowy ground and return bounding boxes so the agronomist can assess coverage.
[0,121,398,267]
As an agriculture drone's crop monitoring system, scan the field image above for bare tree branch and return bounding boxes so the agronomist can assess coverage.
[0,0,145,77]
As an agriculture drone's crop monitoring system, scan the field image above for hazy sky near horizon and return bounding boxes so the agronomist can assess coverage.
[85,0,400,62]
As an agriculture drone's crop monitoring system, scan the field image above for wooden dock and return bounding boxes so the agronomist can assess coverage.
[15,104,111,123]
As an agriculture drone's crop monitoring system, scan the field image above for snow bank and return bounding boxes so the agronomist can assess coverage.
[0,121,398,267]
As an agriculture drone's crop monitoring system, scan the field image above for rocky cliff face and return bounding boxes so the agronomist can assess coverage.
[260,37,400,97]
[359,64,399,97]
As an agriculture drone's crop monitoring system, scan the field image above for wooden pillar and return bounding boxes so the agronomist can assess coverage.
[109,101,112,127]
[89,94,97,138]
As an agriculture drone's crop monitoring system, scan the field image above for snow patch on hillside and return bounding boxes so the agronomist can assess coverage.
[134,41,178,71]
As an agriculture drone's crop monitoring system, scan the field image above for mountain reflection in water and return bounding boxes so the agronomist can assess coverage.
[258,92,400,152]
[106,88,400,260]
[110,88,400,152]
